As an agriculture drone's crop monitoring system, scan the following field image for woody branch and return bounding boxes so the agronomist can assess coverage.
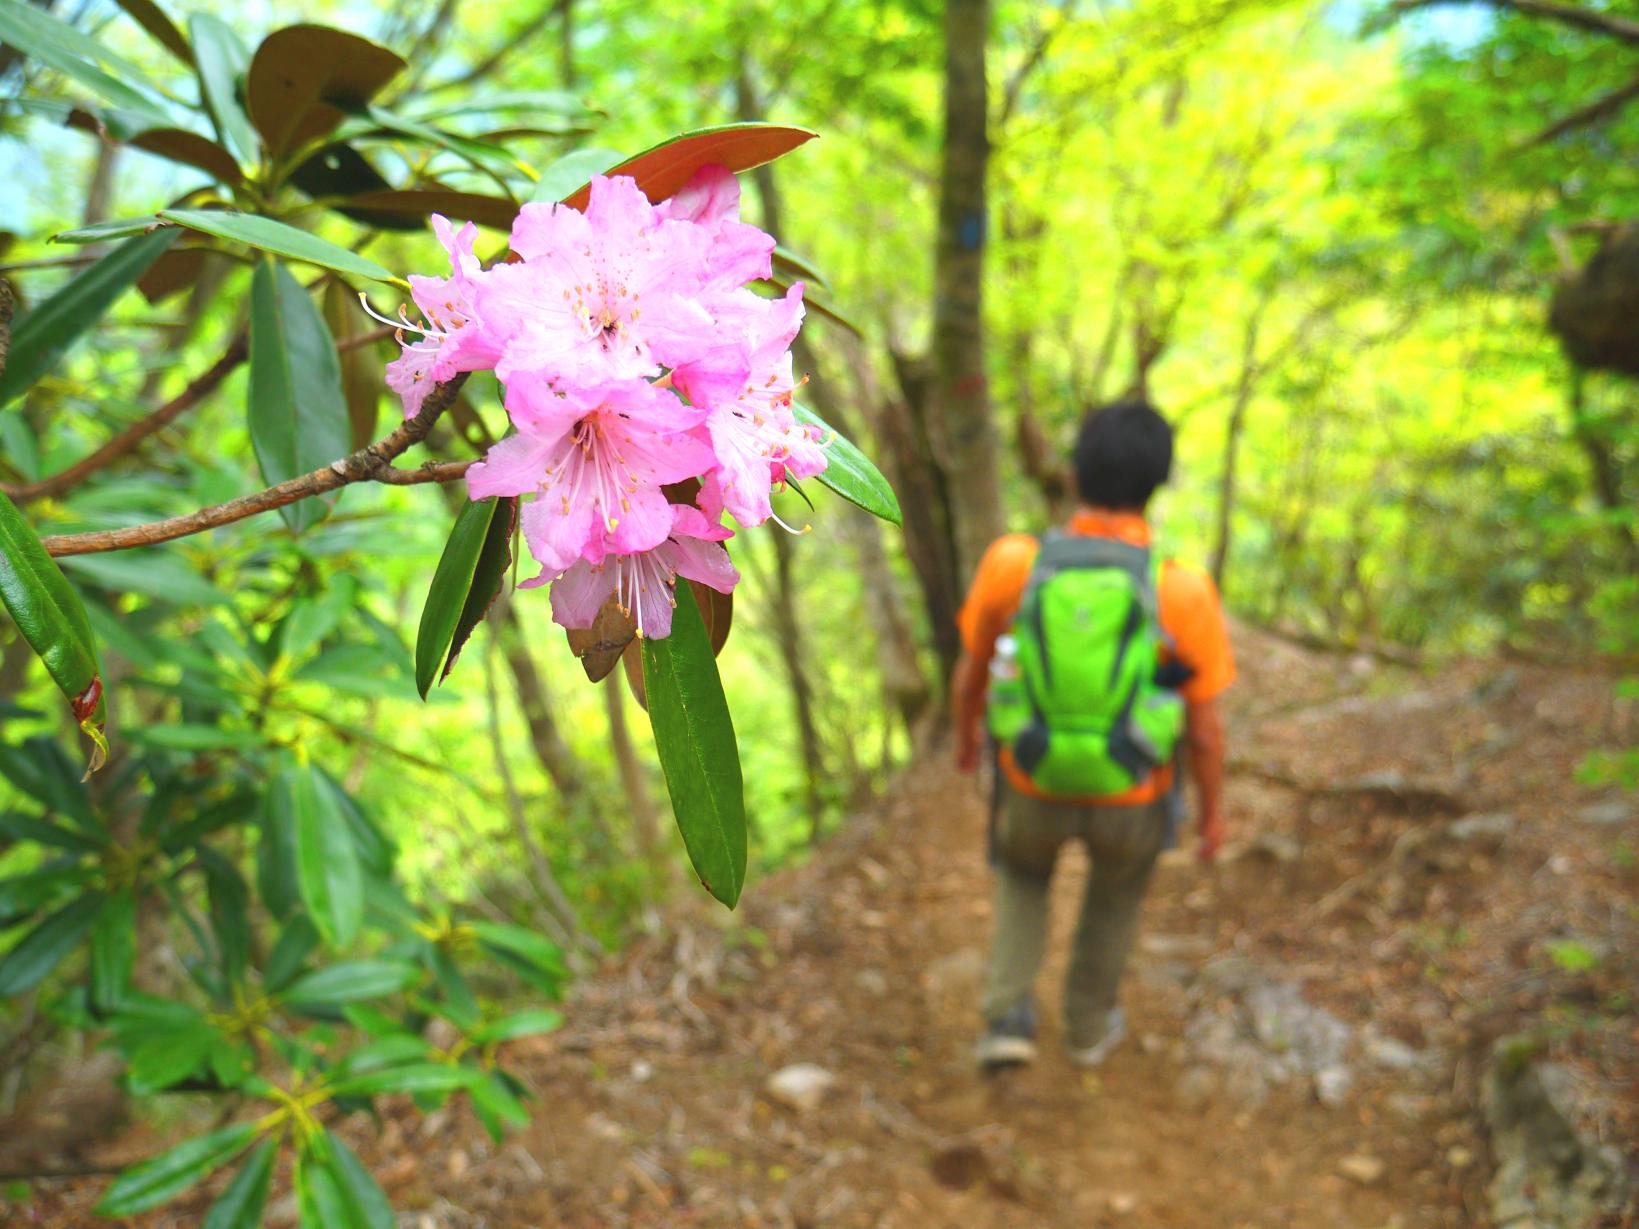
[41,374,471,558]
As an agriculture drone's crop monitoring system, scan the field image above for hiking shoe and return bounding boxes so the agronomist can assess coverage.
[976,1001,1038,1071]
[1067,1007,1127,1068]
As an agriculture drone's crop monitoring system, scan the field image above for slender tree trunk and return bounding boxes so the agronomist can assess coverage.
[483,640,601,966]
[603,674,664,866]
[935,0,1004,577]
[558,0,574,87]
[494,601,613,856]
[767,529,828,837]
[1567,370,1639,573]
[1209,304,1267,591]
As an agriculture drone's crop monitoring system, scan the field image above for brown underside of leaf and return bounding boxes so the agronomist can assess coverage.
[566,597,637,682]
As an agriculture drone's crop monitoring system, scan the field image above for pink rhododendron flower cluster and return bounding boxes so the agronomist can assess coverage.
[378,166,827,639]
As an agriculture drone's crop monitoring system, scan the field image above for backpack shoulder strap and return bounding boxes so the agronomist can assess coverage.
[1030,533,1151,591]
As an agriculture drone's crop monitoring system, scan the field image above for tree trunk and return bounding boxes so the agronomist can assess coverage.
[1567,371,1639,572]
[1209,305,1267,591]
[494,601,614,857]
[483,639,602,966]
[934,0,1004,578]
[603,673,664,866]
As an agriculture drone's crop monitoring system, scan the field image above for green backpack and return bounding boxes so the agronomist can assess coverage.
[986,533,1186,797]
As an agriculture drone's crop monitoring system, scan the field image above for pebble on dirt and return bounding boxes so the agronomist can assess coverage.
[765,1063,839,1113]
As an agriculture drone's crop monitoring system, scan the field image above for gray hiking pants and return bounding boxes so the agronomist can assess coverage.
[981,784,1167,1048]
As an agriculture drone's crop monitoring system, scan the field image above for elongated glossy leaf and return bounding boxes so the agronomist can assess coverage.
[560,123,816,210]
[200,1139,276,1229]
[246,25,404,159]
[248,258,351,532]
[50,215,170,245]
[0,0,172,123]
[342,189,519,232]
[0,810,103,853]
[89,887,135,1009]
[200,847,250,982]
[0,493,106,760]
[162,210,397,282]
[0,228,179,407]
[189,14,257,165]
[329,1061,476,1098]
[469,921,563,979]
[792,405,901,525]
[59,548,227,607]
[469,1072,529,1141]
[326,1135,394,1229]
[96,1122,258,1216]
[280,959,416,1006]
[130,128,241,183]
[641,584,747,907]
[264,915,319,991]
[0,891,104,995]
[415,497,514,698]
[296,1155,353,1229]
[113,0,192,65]
[470,1008,563,1044]
[283,760,362,947]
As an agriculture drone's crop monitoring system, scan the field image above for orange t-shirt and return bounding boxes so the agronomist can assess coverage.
[956,511,1235,805]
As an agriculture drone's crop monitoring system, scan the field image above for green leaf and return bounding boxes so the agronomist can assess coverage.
[470,1008,563,1045]
[161,210,398,283]
[96,1122,258,1216]
[560,123,817,211]
[0,810,104,853]
[0,863,89,927]
[791,405,901,525]
[199,847,250,982]
[532,147,624,203]
[122,1022,216,1093]
[468,1071,530,1141]
[415,497,515,698]
[264,914,319,991]
[189,14,258,166]
[0,890,103,994]
[641,583,747,908]
[248,257,352,533]
[296,1154,354,1229]
[89,887,135,1010]
[245,25,404,159]
[112,0,193,65]
[323,279,382,450]
[325,1135,394,1229]
[0,0,172,124]
[469,922,563,980]
[200,1139,276,1229]
[257,780,300,920]
[283,759,362,948]
[0,228,180,408]
[51,215,170,245]
[280,959,416,1006]
[328,1061,476,1098]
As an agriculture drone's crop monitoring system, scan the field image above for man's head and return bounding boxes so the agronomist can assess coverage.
[1071,398,1174,511]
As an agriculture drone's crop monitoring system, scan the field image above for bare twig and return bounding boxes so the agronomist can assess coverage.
[998,1,1079,128]
[41,374,469,557]
[3,339,248,504]
[2,327,392,505]
[1390,0,1639,43]
[1521,74,1639,146]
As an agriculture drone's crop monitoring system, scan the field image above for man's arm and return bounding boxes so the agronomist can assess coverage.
[952,649,989,772]
[1185,696,1226,863]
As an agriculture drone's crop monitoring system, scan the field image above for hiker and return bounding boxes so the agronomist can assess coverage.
[952,398,1234,1070]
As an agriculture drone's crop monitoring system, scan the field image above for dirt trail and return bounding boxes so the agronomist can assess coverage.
[19,627,1639,1227]
[387,626,1632,1229]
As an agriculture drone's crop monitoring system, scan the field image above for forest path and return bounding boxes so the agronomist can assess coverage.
[384,625,1634,1229]
[25,627,1637,1228]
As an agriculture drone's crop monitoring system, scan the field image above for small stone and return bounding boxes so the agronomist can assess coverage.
[630,1059,654,1082]
[1577,801,1633,827]
[855,968,890,997]
[1447,812,1515,843]
[1447,1145,1475,1170]
[766,1063,837,1113]
[1315,1065,1353,1106]
[1364,1034,1425,1071]
[1108,1192,1139,1216]
[1337,1154,1386,1185]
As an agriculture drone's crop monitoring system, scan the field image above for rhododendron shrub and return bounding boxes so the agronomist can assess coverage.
[380,167,828,640]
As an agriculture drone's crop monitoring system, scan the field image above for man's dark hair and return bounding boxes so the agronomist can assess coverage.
[1071,399,1174,509]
